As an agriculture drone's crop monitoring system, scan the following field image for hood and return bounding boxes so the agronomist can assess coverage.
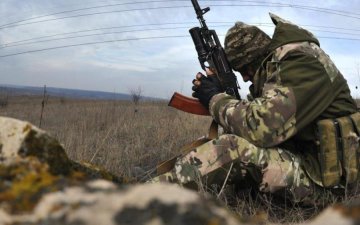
[268,13,320,51]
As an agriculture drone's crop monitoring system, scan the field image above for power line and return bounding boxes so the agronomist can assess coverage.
[3,19,360,49]
[2,0,130,22]
[0,5,190,29]
[2,2,360,30]
[307,29,360,36]
[319,36,360,41]
[1,33,360,59]
[289,5,360,20]
[0,22,201,46]
[297,24,360,32]
[0,26,209,49]
[3,21,360,48]
[0,1,291,28]
[0,35,188,58]
[3,0,360,29]
[3,23,360,50]
[0,1,187,28]
[1,24,240,49]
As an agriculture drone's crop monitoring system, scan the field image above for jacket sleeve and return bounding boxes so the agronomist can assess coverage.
[209,51,341,148]
[209,87,297,148]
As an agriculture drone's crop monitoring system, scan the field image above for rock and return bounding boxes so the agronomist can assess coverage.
[0,210,11,225]
[1,181,243,225]
[0,117,72,175]
[304,201,360,225]
[2,178,358,225]
[0,156,72,213]
[0,117,125,214]
[0,117,122,179]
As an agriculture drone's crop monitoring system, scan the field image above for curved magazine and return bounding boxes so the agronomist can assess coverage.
[168,92,210,116]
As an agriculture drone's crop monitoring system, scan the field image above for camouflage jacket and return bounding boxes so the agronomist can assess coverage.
[209,14,357,185]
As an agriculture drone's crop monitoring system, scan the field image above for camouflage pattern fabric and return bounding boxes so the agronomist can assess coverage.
[216,14,357,187]
[267,13,319,51]
[209,89,297,148]
[272,41,340,82]
[224,22,271,71]
[148,14,358,203]
[148,134,314,203]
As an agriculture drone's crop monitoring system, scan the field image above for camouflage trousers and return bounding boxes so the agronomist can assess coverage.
[148,134,317,203]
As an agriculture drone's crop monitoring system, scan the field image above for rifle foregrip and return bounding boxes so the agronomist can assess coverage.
[168,92,210,116]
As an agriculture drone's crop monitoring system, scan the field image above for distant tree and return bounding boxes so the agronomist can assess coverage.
[129,86,142,113]
[39,85,49,128]
[130,86,142,105]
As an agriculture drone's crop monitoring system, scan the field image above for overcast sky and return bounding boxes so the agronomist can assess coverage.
[1,0,360,99]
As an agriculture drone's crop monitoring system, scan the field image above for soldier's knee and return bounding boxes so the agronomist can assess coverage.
[216,134,258,152]
[217,134,249,143]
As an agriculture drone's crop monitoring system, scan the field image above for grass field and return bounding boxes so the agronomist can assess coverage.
[1,94,358,223]
[0,95,211,178]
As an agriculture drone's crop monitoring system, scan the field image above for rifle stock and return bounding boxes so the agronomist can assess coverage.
[168,92,210,116]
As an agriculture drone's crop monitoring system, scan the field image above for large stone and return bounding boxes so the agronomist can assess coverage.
[1,180,360,225]
[0,181,244,225]
[0,117,125,214]
[0,117,71,175]
[304,201,360,225]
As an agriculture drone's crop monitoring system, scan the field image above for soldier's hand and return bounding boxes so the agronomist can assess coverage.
[192,68,222,109]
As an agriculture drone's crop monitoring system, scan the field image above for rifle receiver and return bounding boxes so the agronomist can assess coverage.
[168,0,241,115]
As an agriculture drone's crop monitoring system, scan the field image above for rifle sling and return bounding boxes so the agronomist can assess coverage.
[156,120,219,175]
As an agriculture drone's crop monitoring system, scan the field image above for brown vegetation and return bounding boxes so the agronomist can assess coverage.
[1,95,359,223]
[0,95,211,179]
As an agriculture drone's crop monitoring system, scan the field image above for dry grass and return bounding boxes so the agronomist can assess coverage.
[0,95,211,178]
[1,95,359,224]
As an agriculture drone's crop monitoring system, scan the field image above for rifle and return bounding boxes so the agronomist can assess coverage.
[168,0,240,116]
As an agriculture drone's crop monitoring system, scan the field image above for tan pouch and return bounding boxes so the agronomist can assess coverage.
[317,119,342,187]
[336,116,359,184]
[349,112,360,181]
[349,112,360,139]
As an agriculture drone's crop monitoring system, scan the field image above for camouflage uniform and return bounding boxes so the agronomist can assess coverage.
[148,14,358,203]
[149,134,314,202]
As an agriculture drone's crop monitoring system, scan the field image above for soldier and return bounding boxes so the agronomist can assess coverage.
[148,13,359,204]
